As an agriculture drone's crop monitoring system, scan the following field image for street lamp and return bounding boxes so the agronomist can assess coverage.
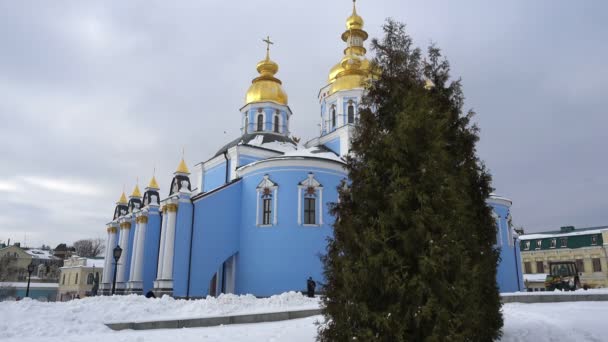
[111,245,123,295]
[25,262,35,298]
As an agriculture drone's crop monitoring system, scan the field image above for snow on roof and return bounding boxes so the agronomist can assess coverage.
[24,249,57,260]
[523,273,548,282]
[281,146,344,163]
[520,228,606,240]
[87,259,105,268]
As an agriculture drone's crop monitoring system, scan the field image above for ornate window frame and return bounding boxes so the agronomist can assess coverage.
[256,175,278,227]
[297,173,323,226]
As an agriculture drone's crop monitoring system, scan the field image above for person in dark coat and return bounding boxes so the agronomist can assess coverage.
[306,277,316,298]
[145,290,156,298]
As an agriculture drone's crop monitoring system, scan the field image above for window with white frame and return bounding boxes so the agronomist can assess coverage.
[347,101,355,124]
[256,175,277,226]
[524,241,530,250]
[331,105,336,128]
[550,238,556,248]
[273,113,280,133]
[298,173,323,226]
[257,114,264,131]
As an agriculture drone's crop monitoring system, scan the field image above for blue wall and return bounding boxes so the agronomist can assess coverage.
[239,154,263,168]
[324,138,341,155]
[491,202,524,293]
[204,162,227,192]
[237,166,346,296]
[142,208,161,294]
[187,181,243,297]
[172,195,194,297]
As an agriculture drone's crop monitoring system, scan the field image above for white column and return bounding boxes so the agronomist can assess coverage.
[273,188,278,225]
[319,189,323,225]
[132,217,147,282]
[161,204,178,280]
[128,221,140,281]
[116,222,131,284]
[101,227,116,284]
[156,207,168,279]
[297,187,302,225]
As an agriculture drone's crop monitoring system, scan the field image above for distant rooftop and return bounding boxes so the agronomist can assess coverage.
[521,225,608,240]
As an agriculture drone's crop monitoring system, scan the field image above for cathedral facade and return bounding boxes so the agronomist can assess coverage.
[99,2,523,297]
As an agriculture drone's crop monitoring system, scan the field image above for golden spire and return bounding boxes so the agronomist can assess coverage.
[346,0,364,30]
[327,1,372,94]
[131,180,142,198]
[244,36,288,105]
[117,191,128,204]
[176,150,190,174]
[148,168,160,189]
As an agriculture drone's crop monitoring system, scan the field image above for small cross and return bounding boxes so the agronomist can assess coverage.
[263,36,274,54]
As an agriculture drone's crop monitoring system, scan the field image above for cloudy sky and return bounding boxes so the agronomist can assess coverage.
[0,0,606,247]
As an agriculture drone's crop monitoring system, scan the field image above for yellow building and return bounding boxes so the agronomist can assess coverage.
[520,225,608,290]
[57,257,104,301]
[0,244,62,282]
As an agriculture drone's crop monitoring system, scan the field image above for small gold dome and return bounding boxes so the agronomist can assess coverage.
[176,157,190,174]
[117,191,128,204]
[148,175,160,189]
[131,184,142,198]
[245,39,288,105]
[346,1,364,30]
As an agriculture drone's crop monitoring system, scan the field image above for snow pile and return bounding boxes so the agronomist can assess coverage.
[503,288,608,296]
[0,291,319,340]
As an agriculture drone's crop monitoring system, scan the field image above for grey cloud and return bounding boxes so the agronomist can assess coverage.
[0,0,606,246]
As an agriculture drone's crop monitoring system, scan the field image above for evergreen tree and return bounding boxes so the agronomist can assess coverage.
[319,19,503,341]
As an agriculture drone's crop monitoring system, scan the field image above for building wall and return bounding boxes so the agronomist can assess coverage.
[183,181,243,298]
[489,201,524,293]
[204,162,227,192]
[236,165,345,296]
[57,266,102,301]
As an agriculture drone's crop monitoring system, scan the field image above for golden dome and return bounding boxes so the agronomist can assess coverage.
[326,1,373,95]
[148,175,160,189]
[117,191,128,204]
[346,1,364,30]
[176,157,190,174]
[245,37,288,105]
[131,184,142,198]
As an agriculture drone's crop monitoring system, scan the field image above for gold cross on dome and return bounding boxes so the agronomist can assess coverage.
[263,36,274,54]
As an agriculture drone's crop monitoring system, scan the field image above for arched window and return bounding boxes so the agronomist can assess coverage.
[256,175,278,226]
[62,274,66,285]
[245,116,249,134]
[331,106,336,127]
[304,194,316,225]
[274,115,279,133]
[87,273,94,285]
[348,103,355,124]
[298,173,323,226]
[75,273,79,284]
[257,114,264,131]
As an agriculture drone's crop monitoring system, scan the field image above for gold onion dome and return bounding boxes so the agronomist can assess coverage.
[327,0,373,94]
[131,184,142,198]
[117,191,128,204]
[176,157,190,174]
[346,0,364,30]
[245,37,288,105]
[148,175,160,189]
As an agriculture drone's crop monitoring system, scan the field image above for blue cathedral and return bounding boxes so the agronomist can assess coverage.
[100,2,524,297]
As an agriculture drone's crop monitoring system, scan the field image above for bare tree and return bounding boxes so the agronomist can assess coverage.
[72,238,105,258]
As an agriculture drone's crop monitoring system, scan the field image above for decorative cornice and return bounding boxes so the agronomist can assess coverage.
[136,216,149,224]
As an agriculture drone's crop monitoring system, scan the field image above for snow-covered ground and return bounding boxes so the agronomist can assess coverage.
[2,292,607,341]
